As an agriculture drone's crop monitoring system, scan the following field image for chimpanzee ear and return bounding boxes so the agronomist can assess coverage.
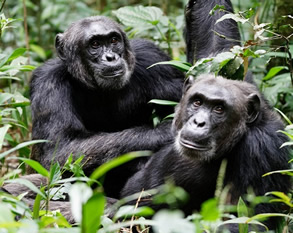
[183,75,195,93]
[55,33,66,61]
[247,93,260,124]
[186,0,197,10]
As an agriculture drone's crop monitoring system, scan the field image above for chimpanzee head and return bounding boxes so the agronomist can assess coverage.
[55,16,135,89]
[173,74,261,161]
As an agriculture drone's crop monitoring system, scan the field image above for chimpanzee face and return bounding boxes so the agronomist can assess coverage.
[173,75,260,161]
[55,16,135,89]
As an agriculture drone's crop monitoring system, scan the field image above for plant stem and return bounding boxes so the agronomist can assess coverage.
[22,0,30,64]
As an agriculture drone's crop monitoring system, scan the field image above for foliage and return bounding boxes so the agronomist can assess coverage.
[113,5,184,56]
[0,0,292,232]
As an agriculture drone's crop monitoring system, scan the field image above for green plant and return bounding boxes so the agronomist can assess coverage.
[113,5,185,57]
[0,14,37,175]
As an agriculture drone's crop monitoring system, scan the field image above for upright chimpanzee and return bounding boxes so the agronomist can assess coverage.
[121,75,291,231]
[29,16,184,197]
[185,0,241,64]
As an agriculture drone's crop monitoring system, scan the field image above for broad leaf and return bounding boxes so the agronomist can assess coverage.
[114,205,154,220]
[216,13,249,25]
[153,210,195,233]
[0,48,26,68]
[113,6,164,28]
[82,192,105,233]
[0,140,47,160]
[0,124,11,151]
[148,60,191,72]
[69,183,93,223]
[149,99,178,106]
[200,198,220,221]
[15,157,50,177]
[263,66,288,81]
[217,217,268,231]
[5,178,46,199]
[89,151,151,186]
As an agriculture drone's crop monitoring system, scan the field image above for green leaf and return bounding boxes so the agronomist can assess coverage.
[163,113,175,120]
[89,151,151,186]
[266,191,293,207]
[39,228,80,233]
[0,101,30,108]
[0,64,36,72]
[15,157,50,177]
[209,4,226,15]
[153,210,195,233]
[237,197,249,233]
[148,60,191,72]
[50,162,62,184]
[0,76,21,81]
[216,13,249,25]
[33,186,46,219]
[0,203,15,224]
[266,51,290,58]
[0,93,14,105]
[217,216,268,231]
[275,108,293,125]
[200,198,220,221]
[54,177,93,185]
[0,48,26,67]
[113,6,164,28]
[0,140,47,160]
[82,192,105,233]
[19,65,36,71]
[210,51,236,75]
[5,178,46,199]
[0,169,22,186]
[40,213,71,228]
[69,183,93,223]
[237,197,248,217]
[281,141,293,148]
[188,57,214,76]
[149,99,178,106]
[263,169,293,177]
[114,205,154,220]
[248,213,293,222]
[263,66,288,81]
[30,44,47,60]
[0,124,11,151]
[243,48,260,58]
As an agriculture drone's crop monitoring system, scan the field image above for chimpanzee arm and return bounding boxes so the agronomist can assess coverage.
[30,61,172,172]
[185,0,241,63]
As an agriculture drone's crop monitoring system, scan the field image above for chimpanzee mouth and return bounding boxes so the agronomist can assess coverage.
[179,138,210,151]
[101,70,125,79]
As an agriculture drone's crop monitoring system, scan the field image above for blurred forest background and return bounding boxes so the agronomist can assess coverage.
[0,0,292,232]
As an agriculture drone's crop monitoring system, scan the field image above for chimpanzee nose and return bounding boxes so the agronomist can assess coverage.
[105,53,116,62]
[194,118,206,127]
[193,114,207,128]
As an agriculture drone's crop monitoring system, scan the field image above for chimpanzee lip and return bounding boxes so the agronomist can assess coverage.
[180,138,210,151]
[101,70,125,79]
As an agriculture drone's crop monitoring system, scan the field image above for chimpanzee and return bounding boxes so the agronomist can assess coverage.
[29,16,184,197]
[185,0,241,64]
[121,75,291,231]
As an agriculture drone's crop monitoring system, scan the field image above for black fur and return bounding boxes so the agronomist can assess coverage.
[121,75,291,231]
[30,16,184,197]
[185,0,241,64]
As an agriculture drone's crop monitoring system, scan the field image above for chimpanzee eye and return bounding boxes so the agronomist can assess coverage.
[193,99,202,107]
[91,40,100,49]
[214,105,224,114]
[111,37,118,44]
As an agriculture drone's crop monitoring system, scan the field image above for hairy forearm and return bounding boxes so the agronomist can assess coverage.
[39,122,173,170]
